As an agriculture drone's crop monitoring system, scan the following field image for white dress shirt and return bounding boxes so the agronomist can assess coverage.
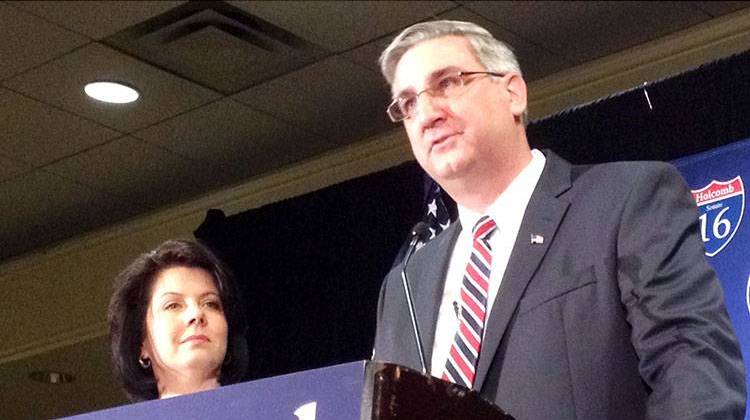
[430,149,546,376]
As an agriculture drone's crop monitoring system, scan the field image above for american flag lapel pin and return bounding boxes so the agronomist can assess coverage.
[530,233,544,245]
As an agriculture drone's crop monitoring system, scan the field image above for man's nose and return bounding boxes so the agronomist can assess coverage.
[414,92,444,128]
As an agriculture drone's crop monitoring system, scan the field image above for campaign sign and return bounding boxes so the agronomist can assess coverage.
[692,177,745,256]
[673,137,750,419]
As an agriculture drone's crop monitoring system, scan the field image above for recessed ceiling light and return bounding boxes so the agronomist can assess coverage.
[29,370,75,384]
[84,81,140,104]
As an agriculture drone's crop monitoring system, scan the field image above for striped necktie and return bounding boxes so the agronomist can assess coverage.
[442,215,497,388]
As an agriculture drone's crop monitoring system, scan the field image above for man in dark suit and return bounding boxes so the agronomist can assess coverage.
[373,20,745,419]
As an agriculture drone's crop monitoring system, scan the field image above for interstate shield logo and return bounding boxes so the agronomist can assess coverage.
[692,176,744,257]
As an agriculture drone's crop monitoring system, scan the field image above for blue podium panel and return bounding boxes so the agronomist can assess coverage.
[66,361,366,420]
[672,137,750,419]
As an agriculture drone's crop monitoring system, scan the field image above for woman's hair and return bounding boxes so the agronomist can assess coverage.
[107,239,248,401]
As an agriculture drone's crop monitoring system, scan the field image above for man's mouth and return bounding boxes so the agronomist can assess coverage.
[429,132,459,152]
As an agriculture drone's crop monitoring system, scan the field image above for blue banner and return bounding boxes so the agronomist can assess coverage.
[65,361,366,419]
[672,137,750,417]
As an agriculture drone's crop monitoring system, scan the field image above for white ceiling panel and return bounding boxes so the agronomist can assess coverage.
[2,43,221,133]
[0,155,32,182]
[0,2,88,80]
[231,0,457,52]
[11,0,186,40]
[0,170,131,260]
[233,56,393,145]
[0,88,119,166]
[134,98,337,181]
[462,1,711,63]
[44,136,230,211]
[438,6,573,81]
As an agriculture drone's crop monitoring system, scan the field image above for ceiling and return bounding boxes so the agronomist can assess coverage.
[2,0,749,263]
[1,1,749,418]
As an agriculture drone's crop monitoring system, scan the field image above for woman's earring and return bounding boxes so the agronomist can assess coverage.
[138,357,151,369]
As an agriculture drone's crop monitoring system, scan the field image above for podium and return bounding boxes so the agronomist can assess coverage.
[65,361,513,419]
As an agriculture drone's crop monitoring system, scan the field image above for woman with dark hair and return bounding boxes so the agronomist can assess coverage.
[108,239,248,401]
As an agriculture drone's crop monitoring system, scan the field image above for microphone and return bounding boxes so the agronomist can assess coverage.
[401,221,431,374]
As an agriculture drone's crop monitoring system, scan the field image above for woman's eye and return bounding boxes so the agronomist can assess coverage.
[203,300,223,310]
[164,302,180,310]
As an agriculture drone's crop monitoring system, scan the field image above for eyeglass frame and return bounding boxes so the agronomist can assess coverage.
[386,70,506,123]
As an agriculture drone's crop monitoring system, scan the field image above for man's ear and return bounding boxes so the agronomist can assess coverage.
[505,72,528,119]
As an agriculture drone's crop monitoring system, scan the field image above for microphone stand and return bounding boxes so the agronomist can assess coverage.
[401,222,429,375]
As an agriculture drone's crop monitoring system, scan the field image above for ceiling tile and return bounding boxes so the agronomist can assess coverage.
[11,0,186,40]
[0,170,131,260]
[461,1,710,63]
[339,36,392,73]
[233,56,393,145]
[2,43,221,133]
[102,2,328,96]
[0,154,32,182]
[0,2,88,80]
[341,4,575,83]
[438,6,573,82]
[134,98,337,181]
[44,136,229,211]
[231,0,456,52]
[693,1,750,17]
[0,88,119,166]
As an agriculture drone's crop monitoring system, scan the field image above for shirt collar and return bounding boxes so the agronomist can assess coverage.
[457,149,546,231]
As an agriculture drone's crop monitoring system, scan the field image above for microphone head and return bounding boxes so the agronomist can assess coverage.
[412,221,431,241]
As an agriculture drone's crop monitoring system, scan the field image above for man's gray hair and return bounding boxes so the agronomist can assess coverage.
[379,20,528,125]
[379,20,522,87]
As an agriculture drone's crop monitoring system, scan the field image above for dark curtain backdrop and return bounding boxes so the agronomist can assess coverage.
[195,49,750,381]
[194,162,428,379]
[528,50,750,164]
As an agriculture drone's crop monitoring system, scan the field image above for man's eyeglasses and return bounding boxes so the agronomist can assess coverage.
[386,71,505,123]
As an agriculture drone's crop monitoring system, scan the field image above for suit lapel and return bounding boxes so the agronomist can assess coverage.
[408,222,461,370]
[473,151,573,389]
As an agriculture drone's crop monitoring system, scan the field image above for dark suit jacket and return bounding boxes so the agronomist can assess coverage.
[374,151,746,419]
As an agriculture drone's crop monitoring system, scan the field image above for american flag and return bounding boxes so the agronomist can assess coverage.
[391,174,455,269]
[418,178,454,248]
